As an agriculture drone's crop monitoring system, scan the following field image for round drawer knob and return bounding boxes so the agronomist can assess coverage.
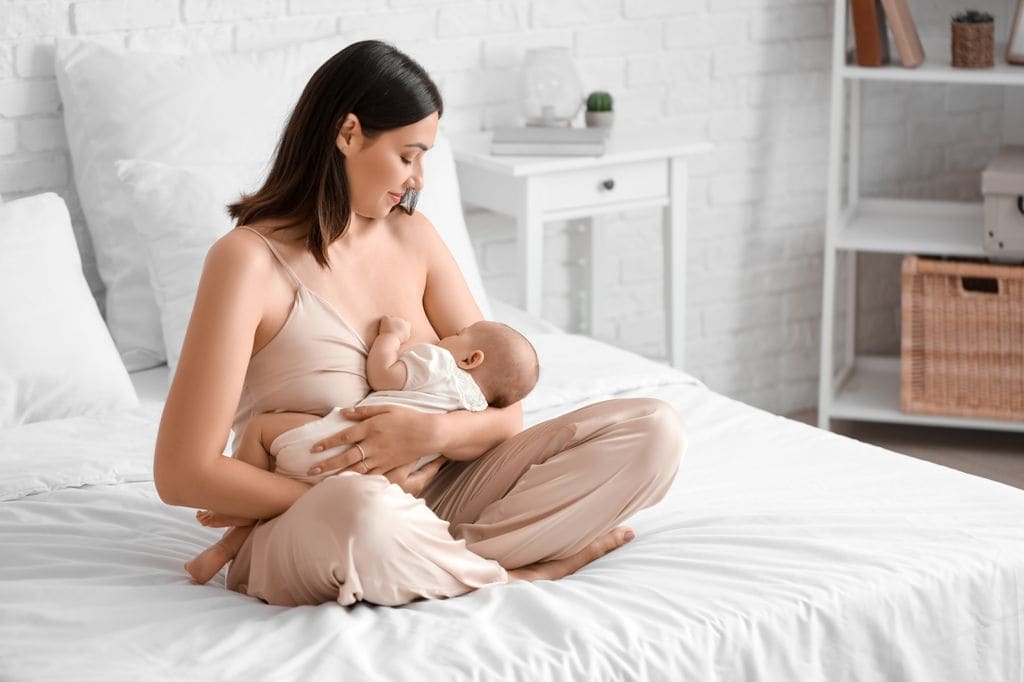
[600,178,615,191]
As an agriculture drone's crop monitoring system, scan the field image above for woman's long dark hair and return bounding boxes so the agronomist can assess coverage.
[228,40,443,267]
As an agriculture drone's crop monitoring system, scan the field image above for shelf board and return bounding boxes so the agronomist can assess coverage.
[835,198,986,256]
[830,356,1024,432]
[842,45,1024,87]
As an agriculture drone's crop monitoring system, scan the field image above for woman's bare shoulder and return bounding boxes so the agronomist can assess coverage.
[388,209,445,252]
[211,225,272,255]
[205,226,278,278]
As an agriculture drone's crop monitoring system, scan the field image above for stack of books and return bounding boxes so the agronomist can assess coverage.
[850,0,923,68]
[489,126,610,157]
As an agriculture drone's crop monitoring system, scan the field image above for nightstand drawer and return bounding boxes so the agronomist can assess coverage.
[537,159,668,213]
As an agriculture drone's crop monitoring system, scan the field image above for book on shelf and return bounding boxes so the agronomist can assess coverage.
[1009,0,1024,64]
[878,0,924,67]
[850,0,890,66]
[489,126,609,156]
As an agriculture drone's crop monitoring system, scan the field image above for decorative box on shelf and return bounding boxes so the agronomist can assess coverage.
[982,145,1024,259]
[900,255,1024,421]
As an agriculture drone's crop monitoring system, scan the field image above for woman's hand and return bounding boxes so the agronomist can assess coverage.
[306,404,445,477]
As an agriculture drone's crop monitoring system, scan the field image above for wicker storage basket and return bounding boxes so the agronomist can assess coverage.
[900,255,1024,420]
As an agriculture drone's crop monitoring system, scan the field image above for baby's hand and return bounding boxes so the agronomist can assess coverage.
[379,315,411,342]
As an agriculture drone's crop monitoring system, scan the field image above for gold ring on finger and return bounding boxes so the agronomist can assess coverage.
[354,442,369,473]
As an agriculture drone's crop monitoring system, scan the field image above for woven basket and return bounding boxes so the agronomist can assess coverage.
[900,255,1024,420]
[951,19,994,68]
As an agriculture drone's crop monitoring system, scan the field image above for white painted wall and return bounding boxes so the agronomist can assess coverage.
[0,0,1010,415]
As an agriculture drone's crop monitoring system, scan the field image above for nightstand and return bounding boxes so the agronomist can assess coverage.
[449,128,711,369]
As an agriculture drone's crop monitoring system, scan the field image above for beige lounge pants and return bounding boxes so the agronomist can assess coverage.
[226,397,684,607]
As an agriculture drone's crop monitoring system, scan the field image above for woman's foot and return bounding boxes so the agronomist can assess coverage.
[185,543,232,585]
[195,509,253,528]
[506,526,636,583]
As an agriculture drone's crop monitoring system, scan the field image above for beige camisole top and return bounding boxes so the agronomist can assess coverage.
[230,226,371,454]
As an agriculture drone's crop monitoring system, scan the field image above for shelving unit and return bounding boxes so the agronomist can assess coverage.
[818,4,1024,433]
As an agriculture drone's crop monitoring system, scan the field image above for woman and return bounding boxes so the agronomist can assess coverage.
[153,40,684,607]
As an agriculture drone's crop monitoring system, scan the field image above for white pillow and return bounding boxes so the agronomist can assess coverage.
[0,193,138,426]
[114,160,263,376]
[55,37,351,371]
[115,133,490,377]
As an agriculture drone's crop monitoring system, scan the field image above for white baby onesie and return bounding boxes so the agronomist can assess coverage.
[270,343,488,484]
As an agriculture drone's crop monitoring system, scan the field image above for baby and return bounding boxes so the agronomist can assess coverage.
[185,316,540,584]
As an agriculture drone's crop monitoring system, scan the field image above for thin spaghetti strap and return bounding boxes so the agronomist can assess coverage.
[236,225,303,288]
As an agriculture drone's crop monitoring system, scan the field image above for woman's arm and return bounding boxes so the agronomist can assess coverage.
[419,215,524,460]
[436,401,523,461]
[316,398,521,474]
[153,230,312,518]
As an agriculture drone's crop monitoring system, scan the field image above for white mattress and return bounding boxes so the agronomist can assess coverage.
[2,330,1023,681]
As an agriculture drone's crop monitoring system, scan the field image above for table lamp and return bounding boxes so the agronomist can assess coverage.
[521,47,584,127]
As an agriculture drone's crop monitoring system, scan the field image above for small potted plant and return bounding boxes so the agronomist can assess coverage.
[951,9,994,68]
[585,91,614,128]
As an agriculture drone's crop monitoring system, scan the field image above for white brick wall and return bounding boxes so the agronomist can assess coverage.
[71,0,178,34]
[0,0,1005,416]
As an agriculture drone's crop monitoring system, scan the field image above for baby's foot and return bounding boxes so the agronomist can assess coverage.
[507,526,635,583]
[185,543,231,585]
[195,509,252,528]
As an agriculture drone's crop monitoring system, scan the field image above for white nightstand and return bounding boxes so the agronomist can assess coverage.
[449,127,711,369]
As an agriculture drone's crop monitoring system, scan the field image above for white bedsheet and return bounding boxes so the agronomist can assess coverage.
[1,333,1023,681]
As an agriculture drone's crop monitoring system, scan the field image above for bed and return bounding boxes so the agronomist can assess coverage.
[2,36,1024,682]
[3,309,1024,680]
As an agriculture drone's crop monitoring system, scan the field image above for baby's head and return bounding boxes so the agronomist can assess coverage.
[437,321,539,408]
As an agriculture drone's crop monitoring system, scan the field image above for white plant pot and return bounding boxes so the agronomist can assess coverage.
[585,111,614,128]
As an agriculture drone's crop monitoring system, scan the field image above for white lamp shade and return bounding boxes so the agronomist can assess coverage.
[521,47,583,127]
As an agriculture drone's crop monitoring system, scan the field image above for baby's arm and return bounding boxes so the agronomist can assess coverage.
[366,315,410,391]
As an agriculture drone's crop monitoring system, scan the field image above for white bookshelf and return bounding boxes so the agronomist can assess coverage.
[818,4,1024,433]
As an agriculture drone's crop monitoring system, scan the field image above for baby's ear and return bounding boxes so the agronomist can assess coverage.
[460,350,484,370]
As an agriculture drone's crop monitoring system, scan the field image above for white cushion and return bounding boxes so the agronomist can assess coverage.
[55,37,349,370]
[114,160,264,376]
[0,193,137,426]
[116,133,490,377]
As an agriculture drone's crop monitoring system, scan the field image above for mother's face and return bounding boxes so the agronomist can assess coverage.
[336,111,439,220]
